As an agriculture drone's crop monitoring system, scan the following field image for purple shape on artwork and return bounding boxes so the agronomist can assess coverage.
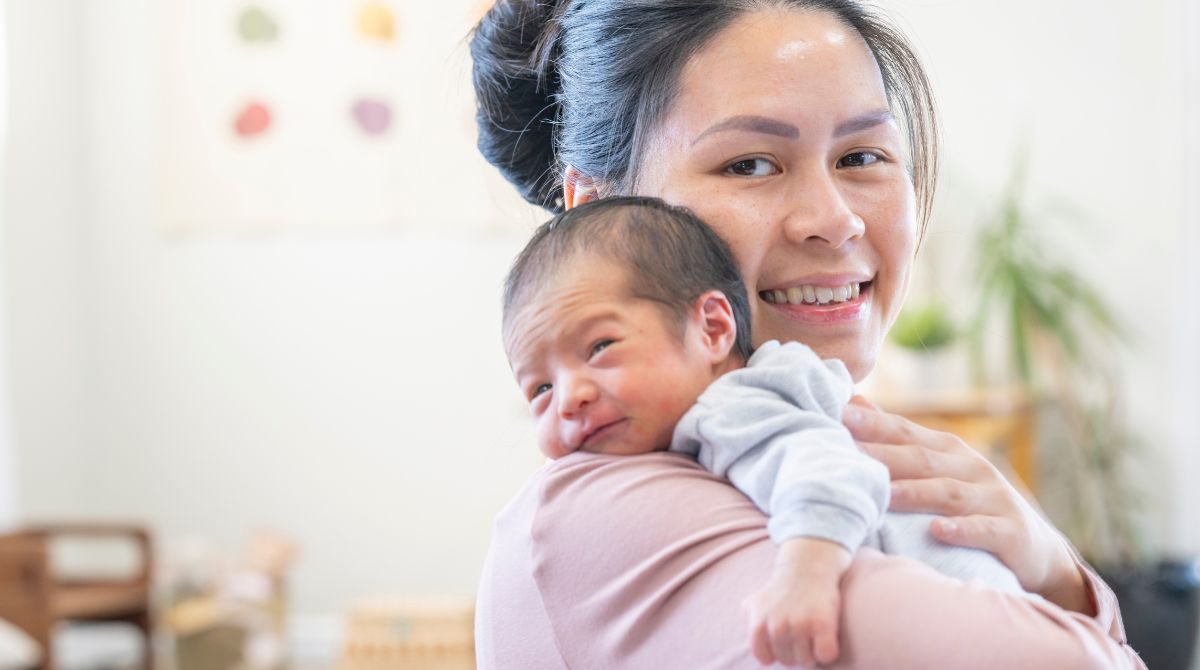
[352,99,393,136]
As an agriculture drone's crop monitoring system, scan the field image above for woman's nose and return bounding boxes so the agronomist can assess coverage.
[557,372,599,418]
[782,170,866,248]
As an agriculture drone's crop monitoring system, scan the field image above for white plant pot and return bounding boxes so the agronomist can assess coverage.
[872,342,971,399]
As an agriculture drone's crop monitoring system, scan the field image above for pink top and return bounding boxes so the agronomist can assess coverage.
[476,451,1146,670]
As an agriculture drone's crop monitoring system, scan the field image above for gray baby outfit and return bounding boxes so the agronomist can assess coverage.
[669,340,1023,594]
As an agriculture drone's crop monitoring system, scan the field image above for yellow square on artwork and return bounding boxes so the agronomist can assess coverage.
[357,2,396,42]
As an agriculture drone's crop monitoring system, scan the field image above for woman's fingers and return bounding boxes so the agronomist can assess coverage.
[848,397,1095,612]
[858,441,991,485]
[887,476,997,517]
[842,398,919,444]
[843,400,957,451]
[846,394,881,411]
[928,514,1013,552]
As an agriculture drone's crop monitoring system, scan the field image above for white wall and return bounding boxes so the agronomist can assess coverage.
[2,0,1195,626]
[1179,0,1200,664]
[0,0,16,528]
[1173,0,1200,558]
[3,0,89,520]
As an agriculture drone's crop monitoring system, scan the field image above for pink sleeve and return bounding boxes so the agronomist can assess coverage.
[532,451,1146,670]
[1072,546,1131,644]
[475,467,569,670]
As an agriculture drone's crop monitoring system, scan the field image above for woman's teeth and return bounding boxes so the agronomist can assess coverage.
[762,283,862,305]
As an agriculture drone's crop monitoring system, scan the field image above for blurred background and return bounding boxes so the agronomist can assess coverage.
[0,0,1196,669]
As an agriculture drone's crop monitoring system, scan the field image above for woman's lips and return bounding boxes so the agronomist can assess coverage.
[759,281,872,324]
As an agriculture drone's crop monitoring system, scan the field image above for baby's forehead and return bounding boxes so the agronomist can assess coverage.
[506,275,631,342]
[503,266,650,359]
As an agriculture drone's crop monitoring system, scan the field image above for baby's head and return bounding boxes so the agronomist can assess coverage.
[503,197,752,459]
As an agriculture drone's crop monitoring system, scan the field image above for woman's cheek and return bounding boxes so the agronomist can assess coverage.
[693,196,771,267]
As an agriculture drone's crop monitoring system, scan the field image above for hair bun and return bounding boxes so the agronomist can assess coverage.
[470,0,567,212]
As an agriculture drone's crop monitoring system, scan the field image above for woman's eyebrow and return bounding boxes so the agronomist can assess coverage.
[834,109,894,137]
[691,115,799,145]
[690,109,895,145]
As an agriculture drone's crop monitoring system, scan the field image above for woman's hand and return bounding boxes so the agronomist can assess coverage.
[842,397,1095,615]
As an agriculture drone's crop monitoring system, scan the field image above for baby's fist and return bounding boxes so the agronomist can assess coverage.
[745,578,841,667]
[745,538,851,667]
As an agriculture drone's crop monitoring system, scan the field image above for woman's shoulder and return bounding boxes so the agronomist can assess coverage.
[535,451,771,552]
[483,451,757,589]
[539,450,757,506]
[491,451,748,543]
[530,452,781,668]
[480,452,775,668]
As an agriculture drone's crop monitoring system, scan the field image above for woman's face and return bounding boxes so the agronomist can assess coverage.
[633,9,917,381]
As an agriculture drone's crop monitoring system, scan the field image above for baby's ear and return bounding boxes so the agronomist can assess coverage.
[691,290,738,363]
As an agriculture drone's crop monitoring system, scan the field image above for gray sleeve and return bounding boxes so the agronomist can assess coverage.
[670,341,890,552]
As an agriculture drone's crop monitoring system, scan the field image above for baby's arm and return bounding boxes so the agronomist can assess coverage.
[671,341,890,666]
[745,537,851,667]
[672,341,889,549]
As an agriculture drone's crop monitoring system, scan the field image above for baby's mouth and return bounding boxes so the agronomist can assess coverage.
[759,281,871,306]
[580,418,628,451]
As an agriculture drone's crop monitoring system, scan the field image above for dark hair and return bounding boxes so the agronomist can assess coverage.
[470,0,939,233]
[502,196,754,361]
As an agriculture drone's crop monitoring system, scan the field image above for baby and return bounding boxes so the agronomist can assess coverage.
[502,197,1023,667]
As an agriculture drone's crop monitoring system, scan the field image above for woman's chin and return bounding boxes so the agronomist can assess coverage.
[842,352,876,383]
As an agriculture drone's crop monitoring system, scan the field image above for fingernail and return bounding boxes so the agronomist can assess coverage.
[937,520,958,534]
[842,404,861,427]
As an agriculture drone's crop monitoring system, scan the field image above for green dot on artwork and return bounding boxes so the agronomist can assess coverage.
[238,6,279,43]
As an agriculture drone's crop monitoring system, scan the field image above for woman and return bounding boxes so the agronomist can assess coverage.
[470,1,1144,667]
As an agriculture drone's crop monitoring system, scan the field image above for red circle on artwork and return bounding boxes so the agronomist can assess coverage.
[235,102,272,137]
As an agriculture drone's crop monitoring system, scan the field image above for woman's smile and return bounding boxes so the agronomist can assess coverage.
[759,279,873,324]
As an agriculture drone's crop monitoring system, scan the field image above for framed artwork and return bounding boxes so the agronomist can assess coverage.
[157,1,535,234]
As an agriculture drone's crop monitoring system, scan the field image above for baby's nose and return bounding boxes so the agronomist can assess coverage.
[557,374,599,418]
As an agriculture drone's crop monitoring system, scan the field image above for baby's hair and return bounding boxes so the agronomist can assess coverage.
[503,196,753,361]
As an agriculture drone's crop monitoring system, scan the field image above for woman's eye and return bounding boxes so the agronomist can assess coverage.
[531,383,552,400]
[590,339,614,358]
[725,158,778,177]
[838,151,881,168]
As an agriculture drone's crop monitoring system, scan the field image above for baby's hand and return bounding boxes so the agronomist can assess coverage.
[745,538,852,667]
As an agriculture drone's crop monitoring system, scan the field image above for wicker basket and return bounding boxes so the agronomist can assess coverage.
[337,596,474,670]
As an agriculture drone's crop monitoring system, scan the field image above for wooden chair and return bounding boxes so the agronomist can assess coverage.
[0,524,154,670]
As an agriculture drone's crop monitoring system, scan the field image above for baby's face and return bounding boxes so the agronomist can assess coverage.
[505,257,722,459]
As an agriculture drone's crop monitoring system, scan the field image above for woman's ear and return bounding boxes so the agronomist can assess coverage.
[689,290,739,364]
[563,166,602,210]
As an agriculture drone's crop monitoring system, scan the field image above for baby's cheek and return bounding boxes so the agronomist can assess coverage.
[656,397,685,417]
[535,419,561,459]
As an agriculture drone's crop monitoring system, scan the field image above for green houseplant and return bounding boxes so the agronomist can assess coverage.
[890,301,957,352]
[967,150,1198,669]
[884,299,964,395]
